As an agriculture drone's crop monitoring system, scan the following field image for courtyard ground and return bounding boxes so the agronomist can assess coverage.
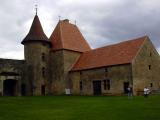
[0,95,159,120]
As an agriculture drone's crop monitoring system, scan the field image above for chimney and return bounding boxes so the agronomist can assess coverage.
[63,19,69,23]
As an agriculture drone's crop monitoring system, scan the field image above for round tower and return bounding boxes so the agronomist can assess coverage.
[21,14,51,95]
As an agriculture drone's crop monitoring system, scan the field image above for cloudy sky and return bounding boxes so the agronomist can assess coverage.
[0,0,160,59]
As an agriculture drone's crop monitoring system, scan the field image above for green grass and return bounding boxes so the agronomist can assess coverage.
[0,95,159,120]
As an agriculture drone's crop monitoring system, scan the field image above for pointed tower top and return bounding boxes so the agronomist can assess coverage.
[21,15,50,45]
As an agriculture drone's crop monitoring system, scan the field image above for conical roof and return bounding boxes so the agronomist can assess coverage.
[50,19,91,52]
[21,15,49,44]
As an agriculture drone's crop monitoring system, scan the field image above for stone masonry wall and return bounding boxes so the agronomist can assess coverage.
[70,64,132,95]
[50,50,81,94]
[0,59,25,96]
[132,39,160,95]
[24,42,50,95]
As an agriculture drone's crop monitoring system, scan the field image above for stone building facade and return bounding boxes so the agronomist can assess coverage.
[0,14,159,96]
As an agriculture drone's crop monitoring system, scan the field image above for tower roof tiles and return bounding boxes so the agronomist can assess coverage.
[22,15,49,44]
[50,20,91,52]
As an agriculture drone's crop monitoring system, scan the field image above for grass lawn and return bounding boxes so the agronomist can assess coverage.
[0,95,159,120]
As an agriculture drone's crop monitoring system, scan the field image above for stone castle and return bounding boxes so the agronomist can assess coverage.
[0,14,160,96]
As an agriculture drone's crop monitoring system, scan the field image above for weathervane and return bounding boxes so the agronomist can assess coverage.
[35,0,38,15]
[75,20,77,25]
[58,15,61,21]
[35,4,38,15]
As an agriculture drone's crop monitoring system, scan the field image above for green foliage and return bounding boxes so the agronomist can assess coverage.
[0,95,159,120]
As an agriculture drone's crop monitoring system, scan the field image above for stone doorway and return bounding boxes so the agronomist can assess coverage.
[3,79,18,96]
[41,85,45,95]
[93,81,102,95]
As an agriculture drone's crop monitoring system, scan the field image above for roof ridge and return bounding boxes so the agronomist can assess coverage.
[59,21,64,49]
[89,36,147,52]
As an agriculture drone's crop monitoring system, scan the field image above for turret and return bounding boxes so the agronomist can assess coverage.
[22,14,51,95]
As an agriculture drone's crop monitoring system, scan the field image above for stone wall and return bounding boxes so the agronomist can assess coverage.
[50,50,81,94]
[24,42,50,95]
[70,64,132,95]
[132,39,160,95]
[0,59,25,96]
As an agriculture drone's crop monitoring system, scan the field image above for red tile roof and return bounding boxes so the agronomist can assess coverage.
[72,36,147,71]
[22,15,49,44]
[50,19,91,52]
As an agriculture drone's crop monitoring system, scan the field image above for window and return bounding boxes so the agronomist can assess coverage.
[80,81,82,91]
[42,67,45,78]
[105,68,108,77]
[150,52,152,57]
[42,53,45,62]
[80,71,82,75]
[104,79,111,90]
[105,68,108,72]
[148,65,151,70]
[150,83,153,87]
[107,79,111,90]
[104,80,107,90]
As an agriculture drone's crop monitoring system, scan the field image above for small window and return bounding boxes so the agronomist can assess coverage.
[105,68,108,77]
[104,79,111,90]
[80,71,82,75]
[105,68,108,72]
[80,81,82,91]
[148,65,151,70]
[42,67,45,78]
[104,80,107,90]
[42,53,45,62]
[150,83,153,87]
[106,79,111,90]
[150,52,152,57]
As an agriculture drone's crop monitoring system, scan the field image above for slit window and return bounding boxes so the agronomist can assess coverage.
[107,79,111,90]
[150,52,152,57]
[148,65,151,70]
[42,67,45,78]
[42,53,45,62]
[104,80,107,90]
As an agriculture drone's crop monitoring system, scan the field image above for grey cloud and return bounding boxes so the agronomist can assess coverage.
[0,0,160,59]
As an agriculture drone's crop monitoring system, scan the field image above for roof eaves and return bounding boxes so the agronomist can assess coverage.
[70,63,131,72]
